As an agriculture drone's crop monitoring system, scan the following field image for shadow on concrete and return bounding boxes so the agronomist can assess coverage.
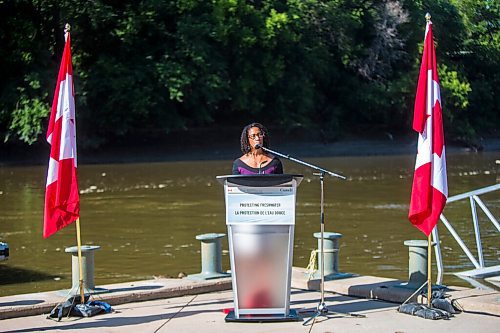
[290,289,354,305]
[165,289,382,314]
[2,313,175,332]
[0,299,45,307]
[2,309,224,333]
[0,266,57,285]
[150,297,233,312]
[328,299,396,313]
[106,285,164,293]
[291,289,397,318]
[167,289,353,312]
[347,280,407,300]
[299,298,396,318]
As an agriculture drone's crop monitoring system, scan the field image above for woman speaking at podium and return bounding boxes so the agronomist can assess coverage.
[232,123,283,175]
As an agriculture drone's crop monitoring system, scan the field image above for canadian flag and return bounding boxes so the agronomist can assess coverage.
[43,30,80,238]
[408,19,448,236]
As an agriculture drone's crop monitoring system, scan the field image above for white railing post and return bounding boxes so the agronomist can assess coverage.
[439,214,481,268]
[435,184,498,282]
[470,197,485,267]
[473,195,500,231]
[432,227,443,285]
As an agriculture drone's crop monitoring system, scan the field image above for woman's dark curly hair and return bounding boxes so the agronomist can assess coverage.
[240,122,271,154]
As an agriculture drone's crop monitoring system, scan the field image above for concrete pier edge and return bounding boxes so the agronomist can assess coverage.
[0,267,498,320]
[0,277,232,320]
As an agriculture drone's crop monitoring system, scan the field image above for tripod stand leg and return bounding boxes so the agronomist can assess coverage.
[302,303,329,326]
[302,312,318,326]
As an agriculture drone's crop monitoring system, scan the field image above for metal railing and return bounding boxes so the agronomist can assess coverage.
[432,184,500,284]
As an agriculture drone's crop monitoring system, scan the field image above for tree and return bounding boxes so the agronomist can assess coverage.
[0,0,497,148]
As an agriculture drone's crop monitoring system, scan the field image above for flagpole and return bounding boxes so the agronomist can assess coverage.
[64,22,85,305]
[424,12,433,308]
[75,218,85,304]
[427,233,432,307]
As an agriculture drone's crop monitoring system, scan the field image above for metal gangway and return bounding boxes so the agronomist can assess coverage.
[432,184,500,287]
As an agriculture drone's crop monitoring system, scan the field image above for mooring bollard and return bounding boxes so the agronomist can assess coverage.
[311,232,353,280]
[187,233,230,281]
[403,240,434,288]
[64,245,101,294]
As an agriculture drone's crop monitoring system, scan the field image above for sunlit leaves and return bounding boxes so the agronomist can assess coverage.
[0,0,497,147]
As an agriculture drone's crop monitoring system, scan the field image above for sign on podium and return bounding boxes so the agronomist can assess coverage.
[217,174,303,322]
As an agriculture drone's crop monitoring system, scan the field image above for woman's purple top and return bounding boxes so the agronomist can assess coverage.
[232,157,283,175]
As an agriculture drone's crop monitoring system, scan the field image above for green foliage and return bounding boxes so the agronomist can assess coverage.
[439,64,471,111]
[7,70,50,144]
[438,64,475,141]
[7,95,49,144]
[0,0,498,147]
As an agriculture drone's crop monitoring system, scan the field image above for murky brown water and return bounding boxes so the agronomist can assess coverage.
[0,152,498,296]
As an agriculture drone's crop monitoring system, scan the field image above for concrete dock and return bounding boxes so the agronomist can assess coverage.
[1,268,499,332]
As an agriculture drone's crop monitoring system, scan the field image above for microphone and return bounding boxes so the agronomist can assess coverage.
[258,161,270,174]
[255,144,262,149]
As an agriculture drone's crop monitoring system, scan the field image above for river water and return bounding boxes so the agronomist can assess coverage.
[0,152,498,296]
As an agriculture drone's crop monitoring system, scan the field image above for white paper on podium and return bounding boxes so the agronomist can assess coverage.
[225,185,296,225]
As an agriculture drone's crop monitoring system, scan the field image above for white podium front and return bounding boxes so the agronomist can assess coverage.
[217,174,303,322]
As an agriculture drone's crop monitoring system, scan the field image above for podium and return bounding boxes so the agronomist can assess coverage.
[217,174,303,322]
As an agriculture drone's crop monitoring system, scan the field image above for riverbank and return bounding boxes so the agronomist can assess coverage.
[0,268,499,332]
[2,130,500,166]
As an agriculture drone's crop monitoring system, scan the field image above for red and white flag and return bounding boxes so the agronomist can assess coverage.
[408,19,448,236]
[43,30,80,238]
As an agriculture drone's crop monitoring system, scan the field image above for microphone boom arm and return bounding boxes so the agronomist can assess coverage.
[258,145,346,179]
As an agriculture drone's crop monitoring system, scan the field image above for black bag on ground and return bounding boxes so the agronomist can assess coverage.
[432,298,458,314]
[48,295,89,321]
[398,302,452,320]
[414,306,452,320]
[425,289,461,314]
[71,303,104,317]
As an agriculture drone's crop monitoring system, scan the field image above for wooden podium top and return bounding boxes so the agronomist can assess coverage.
[216,174,303,187]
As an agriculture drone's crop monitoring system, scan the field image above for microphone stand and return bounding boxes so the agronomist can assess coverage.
[257,145,363,325]
[258,161,266,174]
[257,145,345,179]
